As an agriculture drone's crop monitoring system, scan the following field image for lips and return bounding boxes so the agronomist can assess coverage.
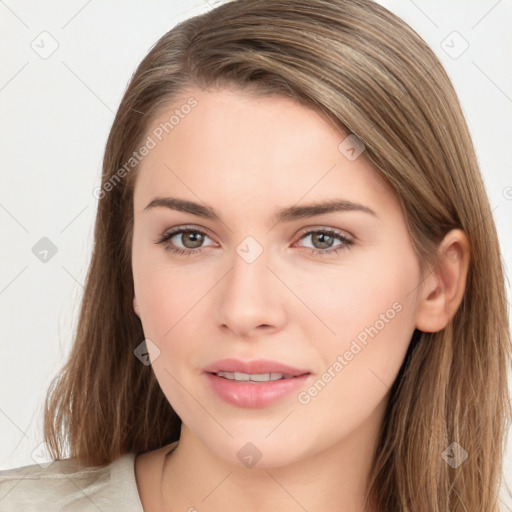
[203,358,310,377]
[203,358,312,408]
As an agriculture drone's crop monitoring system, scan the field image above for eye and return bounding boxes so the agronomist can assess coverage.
[154,227,216,256]
[295,228,354,256]
[154,226,354,257]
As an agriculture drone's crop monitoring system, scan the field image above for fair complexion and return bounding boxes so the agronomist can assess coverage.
[131,87,469,512]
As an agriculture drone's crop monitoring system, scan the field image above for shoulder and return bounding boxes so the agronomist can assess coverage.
[0,453,144,512]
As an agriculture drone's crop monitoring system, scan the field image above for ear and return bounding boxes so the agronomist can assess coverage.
[133,296,140,318]
[415,229,470,333]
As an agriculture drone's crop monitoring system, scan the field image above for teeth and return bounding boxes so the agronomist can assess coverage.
[216,371,292,382]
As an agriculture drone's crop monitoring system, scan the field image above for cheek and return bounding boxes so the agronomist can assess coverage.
[133,262,208,413]
[300,243,419,407]
[133,246,206,340]
[296,247,419,349]
[294,245,420,414]
[132,255,215,383]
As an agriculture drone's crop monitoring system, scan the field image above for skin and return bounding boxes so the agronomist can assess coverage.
[131,87,469,512]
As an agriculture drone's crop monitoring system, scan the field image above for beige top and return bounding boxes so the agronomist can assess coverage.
[0,450,147,511]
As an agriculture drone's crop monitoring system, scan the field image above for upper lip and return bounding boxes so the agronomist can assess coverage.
[203,358,310,377]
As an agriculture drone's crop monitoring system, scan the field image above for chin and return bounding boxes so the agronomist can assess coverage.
[205,434,309,469]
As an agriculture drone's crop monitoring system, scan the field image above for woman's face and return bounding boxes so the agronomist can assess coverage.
[131,87,423,467]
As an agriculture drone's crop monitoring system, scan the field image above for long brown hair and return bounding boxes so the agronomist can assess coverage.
[44,0,511,510]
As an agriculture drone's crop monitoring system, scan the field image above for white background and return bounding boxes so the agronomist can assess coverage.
[1,0,511,507]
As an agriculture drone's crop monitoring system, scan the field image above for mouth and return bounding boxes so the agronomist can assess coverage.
[202,359,312,408]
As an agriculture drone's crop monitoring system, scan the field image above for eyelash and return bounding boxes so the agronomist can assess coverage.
[154,226,354,257]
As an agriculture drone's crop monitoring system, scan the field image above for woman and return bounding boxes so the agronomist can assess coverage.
[1,0,510,510]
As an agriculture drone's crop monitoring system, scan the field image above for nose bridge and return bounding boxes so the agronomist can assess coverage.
[215,235,285,335]
[233,241,267,288]
[226,236,272,304]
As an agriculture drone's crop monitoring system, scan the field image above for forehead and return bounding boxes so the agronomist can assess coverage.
[132,87,396,217]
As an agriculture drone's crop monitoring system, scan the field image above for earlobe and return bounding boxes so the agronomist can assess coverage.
[415,229,470,333]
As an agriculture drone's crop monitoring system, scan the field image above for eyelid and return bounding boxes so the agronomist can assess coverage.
[161,223,211,235]
[155,225,218,246]
[295,225,354,241]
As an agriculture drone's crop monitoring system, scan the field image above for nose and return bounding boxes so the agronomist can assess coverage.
[214,244,287,338]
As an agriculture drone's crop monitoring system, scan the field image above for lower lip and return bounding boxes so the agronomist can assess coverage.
[204,372,311,408]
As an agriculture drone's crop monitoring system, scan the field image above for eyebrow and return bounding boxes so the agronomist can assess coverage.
[143,196,377,223]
